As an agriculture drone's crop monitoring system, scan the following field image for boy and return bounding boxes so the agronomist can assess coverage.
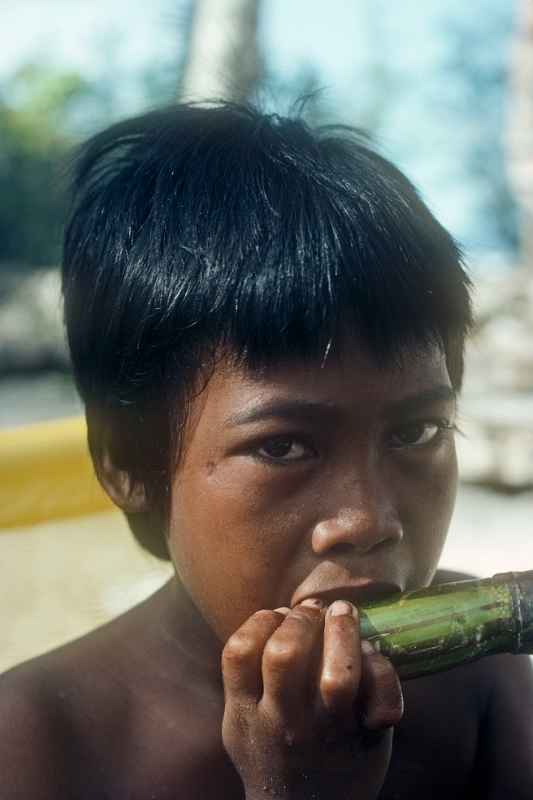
[1,102,532,799]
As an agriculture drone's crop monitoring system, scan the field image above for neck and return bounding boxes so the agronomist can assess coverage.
[149,575,225,698]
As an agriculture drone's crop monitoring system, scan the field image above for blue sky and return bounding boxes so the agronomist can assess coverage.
[1,0,176,76]
[1,1,381,86]
[1,0,518,264]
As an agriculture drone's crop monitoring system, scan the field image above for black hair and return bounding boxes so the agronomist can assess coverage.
[62,101,472,559]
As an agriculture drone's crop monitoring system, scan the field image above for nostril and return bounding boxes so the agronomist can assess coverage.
[311,512,402,555]
[374,527,403,551]
[323,542,356,558]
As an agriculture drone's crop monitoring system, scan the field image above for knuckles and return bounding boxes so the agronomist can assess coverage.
[262,609,322,671]
[362,654,404,730]
[320,668,359,716]
[263,638,307,671]
[223,610,280,664]
[320,668,357,699]
[252,608,285,626]
[223,633,258,666]
[222,607,321,674]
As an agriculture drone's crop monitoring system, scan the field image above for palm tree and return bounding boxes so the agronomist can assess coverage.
[179,0,262,103]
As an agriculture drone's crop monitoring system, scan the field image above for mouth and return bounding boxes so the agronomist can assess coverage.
[290,561,405,608]
[296,581,403,608]
[290,560,407,608]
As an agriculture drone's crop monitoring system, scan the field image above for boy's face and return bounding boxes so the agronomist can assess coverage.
[167,340,458,641]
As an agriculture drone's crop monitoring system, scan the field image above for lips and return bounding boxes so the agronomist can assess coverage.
[290,561,403,608]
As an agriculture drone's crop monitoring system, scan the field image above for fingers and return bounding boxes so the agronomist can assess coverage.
[360,641,404,731]
[222,599,403,739]
[261,599,325,710]
[320,600,361,728]
[221,603,398,799]
[222,608,288,701]
[319,603,403,735]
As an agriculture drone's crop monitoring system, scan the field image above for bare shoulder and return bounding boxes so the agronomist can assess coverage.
[0,591,230,799]
[0,656,81,798]
[0,612,146,798]
[471,648,533,798]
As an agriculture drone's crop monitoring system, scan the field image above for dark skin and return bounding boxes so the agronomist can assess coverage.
[1,342,533,798]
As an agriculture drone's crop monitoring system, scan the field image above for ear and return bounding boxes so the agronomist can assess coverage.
[94,446,149,513]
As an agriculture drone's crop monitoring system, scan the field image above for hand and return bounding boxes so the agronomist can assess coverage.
[221,599,403,799]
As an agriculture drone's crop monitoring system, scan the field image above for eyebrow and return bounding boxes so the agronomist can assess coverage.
[386,385,456,417]
[225,385,456,427]
[226,399,337,427]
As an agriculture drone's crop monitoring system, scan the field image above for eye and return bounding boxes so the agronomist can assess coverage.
[389,420,452,448]
[256,436,313,463]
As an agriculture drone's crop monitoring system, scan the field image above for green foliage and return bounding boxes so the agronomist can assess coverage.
[0,64,92,269]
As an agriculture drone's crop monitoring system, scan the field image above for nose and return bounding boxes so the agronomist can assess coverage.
[311,481,403,556]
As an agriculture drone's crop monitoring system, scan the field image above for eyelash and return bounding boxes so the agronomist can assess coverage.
[251,418,456,465]
[254,435,316,465]
[387,419,456,449]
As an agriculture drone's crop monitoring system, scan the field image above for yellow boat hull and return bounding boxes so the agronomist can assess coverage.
[0,416,113,529]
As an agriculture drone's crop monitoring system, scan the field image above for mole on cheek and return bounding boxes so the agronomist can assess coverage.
[206,460,216,475]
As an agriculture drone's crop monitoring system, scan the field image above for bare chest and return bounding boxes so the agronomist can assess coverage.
[380,669,482,800]
[79,667,483,800]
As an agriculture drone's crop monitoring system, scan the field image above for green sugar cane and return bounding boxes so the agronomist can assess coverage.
[358,571,533,680]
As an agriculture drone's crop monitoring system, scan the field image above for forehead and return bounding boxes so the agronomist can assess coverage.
[188,342,452,432]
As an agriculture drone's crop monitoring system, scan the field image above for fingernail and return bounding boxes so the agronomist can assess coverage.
[361,639,375,655]
[274,607,290,615]
[300,597,324,609]
[328,600,356,617]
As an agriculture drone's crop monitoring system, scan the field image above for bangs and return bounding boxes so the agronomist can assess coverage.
[126,117,468,373]
[208,165,465,368]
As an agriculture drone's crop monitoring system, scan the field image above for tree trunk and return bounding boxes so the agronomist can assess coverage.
[180,0,262,103]
[506,0,533,269]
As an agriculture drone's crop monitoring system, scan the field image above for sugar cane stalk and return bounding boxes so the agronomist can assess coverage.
[358,570,533,680]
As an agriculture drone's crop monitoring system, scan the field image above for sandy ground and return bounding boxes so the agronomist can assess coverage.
[2,482,532,674]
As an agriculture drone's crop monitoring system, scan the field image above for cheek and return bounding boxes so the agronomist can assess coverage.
[398,443,458,584]
[167,465,311,637]
[185,458,315,554]
[429,442,459,531]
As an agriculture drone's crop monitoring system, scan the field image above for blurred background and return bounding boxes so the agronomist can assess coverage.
[1,0,532,672]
